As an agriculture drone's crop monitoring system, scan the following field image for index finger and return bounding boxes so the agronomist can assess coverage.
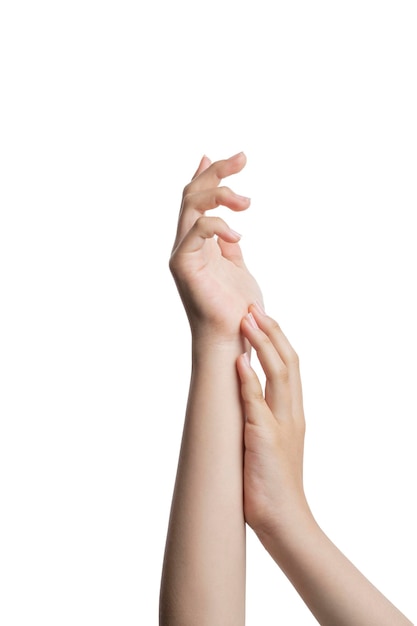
[185,152,247,194]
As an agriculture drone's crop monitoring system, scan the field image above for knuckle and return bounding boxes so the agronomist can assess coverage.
[212,158,227,178]
[248,387,265,404]
[259,332,272,349]
[194,215,220,237]
[268,318,282,334]
[168,253,179,275]
[275,363,289,383]
[194,214,207,229]
[168,255,174,271]
[294,417,306,440]
[287,349,299,367]
[298,417,306,435]
[181,190,195,209]
[242,378,264,404]
[182,182,193,197]
[211,215,225,230]
[217,185,231,199]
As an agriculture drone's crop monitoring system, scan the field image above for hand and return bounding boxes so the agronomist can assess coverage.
[237,304,413,626]
[236,303,310,535]
[169,153,262,343]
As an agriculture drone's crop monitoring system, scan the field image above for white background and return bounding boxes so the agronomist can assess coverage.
[0,1,416,624]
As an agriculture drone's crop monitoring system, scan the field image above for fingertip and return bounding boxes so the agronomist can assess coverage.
[242,312,259,331]
[230,151,246,161]
[242,351,251,368]
[229,152,247,170]
[227,227,242,241]
[249,300,266,316]
[234,193,251,208]
[237,352,251,378]
[192,154,212,179]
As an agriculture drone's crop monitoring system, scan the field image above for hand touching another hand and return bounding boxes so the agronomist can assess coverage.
[236,304,413,626]
[237,303,309,536]
[169,153,262,343]
[163,152,413,625]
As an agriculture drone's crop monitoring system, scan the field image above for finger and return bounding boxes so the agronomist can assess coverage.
[236,352,274,427]
[175,215,241,255]
[191,155,212,181]
[174,186,250,250]
[249,304,304,421]
[217,238,245,266]
[241,313,293,419]
[182,186,250,215]
[184,152,247,195]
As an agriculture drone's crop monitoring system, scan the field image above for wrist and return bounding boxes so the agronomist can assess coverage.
[190,332,248,389]
[191,328,246,355]
[255,500,317,549]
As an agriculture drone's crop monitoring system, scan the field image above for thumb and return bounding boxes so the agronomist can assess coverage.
[191,155,212,180]
[237,352,271,427]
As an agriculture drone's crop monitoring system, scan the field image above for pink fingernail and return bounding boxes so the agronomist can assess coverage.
[245,312,259,329]
[253,300,266,315]
[229,228,242,240]
[235,193,251,202]
[230,151,245,159]
[242,352,251,367]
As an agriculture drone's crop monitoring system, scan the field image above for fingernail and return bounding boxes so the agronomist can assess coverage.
[230,151,245,159]
[253,300,266,315]
[242,352,251,367]
[229,228,242,240]
[234,193,251,202]
[245,312,259,329]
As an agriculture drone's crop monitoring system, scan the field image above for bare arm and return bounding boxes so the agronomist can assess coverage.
[236,303,412,626]
[257,513,412,626]
[160,339,247,625]
[159,154,262,625]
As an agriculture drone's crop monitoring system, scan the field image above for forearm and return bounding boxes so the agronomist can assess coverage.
[258,511,412,626]
[160,337,246,626]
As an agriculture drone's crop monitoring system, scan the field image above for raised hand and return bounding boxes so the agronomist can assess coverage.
[169,153,262,343]
[160,153,259,625]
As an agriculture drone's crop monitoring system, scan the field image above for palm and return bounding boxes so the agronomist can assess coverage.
[170,152,262,338]
[173,236,262,336]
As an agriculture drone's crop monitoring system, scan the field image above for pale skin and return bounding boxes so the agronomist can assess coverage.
[238,307,412,626]
[160,152,261,626]
[159,153,412,625]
